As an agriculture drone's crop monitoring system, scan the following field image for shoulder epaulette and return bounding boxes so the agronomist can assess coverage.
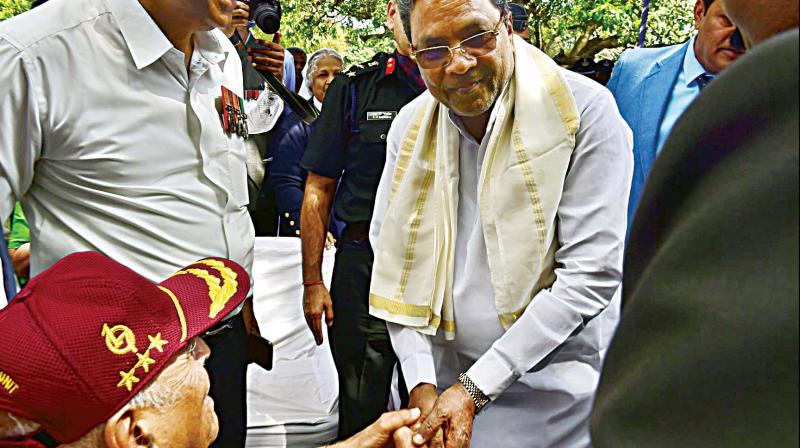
[341,53,389,80]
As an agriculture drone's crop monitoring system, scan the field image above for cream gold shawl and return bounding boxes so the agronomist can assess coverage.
[369,36,580,338]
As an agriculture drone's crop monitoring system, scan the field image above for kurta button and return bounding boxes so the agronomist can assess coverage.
[289,220,295,226]
[285,213,290,218]
[380,133,387,140]
[295,230,300,235]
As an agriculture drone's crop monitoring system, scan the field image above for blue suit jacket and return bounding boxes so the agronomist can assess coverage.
[607,41,691,227]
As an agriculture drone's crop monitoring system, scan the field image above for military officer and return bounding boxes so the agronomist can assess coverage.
[298,1,427,439]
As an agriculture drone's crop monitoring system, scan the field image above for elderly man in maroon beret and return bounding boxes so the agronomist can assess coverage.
[0,252,419,447]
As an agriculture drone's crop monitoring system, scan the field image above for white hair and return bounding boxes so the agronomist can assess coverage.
[0,348,201,447]
[303,48,344,91]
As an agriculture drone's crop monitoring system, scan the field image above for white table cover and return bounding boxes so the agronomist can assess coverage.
[246,237,339,447]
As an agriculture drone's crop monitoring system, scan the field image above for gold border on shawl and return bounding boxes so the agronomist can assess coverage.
[370,293,432,318]
[534,54,580,135]
[498,305,529,328]
[395,166,436,299]
[389,106,428,205]
[431,315,456,333]
[394,108,439,301]
[511,127,548,248]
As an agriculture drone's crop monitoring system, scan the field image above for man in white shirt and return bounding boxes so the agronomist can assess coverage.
[368,0,632,446]
[0,0,260,446]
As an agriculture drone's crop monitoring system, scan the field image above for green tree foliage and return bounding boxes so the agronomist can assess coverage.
[2,0,697,67]
[523,0,696,65]
[259,0,396,66]
[0,0,30,20]
[274,0,696,67]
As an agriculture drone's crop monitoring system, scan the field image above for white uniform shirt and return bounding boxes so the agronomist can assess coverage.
[371,70,633,446]
[0,0,254,284]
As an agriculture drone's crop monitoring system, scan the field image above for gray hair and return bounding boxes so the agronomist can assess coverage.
[304,48,345,90]
[396,0,509,43]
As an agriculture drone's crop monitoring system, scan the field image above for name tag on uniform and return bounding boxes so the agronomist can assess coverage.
[367,111,397,121]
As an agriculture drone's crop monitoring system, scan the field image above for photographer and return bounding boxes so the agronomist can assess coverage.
[223,0,295,90]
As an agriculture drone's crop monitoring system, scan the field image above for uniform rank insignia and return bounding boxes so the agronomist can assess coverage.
[221,86,249,139]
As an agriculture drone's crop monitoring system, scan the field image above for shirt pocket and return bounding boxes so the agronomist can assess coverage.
[359,116,394,144]
[354,119,393,179]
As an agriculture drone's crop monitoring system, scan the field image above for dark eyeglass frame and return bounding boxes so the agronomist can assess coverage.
[411,14,507,69]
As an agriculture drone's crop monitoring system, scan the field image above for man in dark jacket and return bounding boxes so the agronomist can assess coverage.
[591,0,799,445]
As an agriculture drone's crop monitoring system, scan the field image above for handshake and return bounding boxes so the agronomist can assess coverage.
[331,408,422,448]
[334,381,477,448]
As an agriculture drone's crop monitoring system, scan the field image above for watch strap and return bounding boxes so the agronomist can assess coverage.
[458,372,490,414]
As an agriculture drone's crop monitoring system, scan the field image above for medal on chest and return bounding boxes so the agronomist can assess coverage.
[219,86,249,139]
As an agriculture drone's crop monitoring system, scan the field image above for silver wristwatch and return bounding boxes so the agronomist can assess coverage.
[458,372,490,414]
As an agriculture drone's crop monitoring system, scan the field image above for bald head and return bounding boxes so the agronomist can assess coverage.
[721,0,799,47]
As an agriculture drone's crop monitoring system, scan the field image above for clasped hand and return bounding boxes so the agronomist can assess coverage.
[408,383,476,448]
[333,408,420,448]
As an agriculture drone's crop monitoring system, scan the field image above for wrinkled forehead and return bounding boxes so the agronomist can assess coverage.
[410,0,503,47]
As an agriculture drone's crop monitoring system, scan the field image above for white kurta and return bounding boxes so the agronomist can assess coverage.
[370,71,633,446]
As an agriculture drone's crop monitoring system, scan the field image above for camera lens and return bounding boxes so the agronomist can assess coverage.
[252,0,281,34]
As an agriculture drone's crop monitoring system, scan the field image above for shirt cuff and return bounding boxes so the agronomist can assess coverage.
[399,352,438,391]
[387,322,438,390]
[466,348,518,401]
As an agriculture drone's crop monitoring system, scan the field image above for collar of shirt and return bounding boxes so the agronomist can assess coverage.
[103,0,228,70]
[684,35,712,88]
[395,50,426,91]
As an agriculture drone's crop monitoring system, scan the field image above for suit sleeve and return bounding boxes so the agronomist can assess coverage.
[605,50,627,95]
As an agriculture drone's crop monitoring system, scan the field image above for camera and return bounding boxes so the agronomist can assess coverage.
[249,0,282,35]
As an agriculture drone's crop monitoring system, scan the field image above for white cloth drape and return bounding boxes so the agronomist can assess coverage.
[246,237,338,447]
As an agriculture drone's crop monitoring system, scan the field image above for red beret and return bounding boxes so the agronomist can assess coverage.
[0,252,249,445]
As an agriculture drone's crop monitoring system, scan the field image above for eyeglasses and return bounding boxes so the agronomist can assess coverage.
[411,15,506,69]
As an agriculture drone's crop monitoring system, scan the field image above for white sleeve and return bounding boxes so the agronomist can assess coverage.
[388,322,437,390]
[467,85,634,400]
[371,102,438,391]
[0,37,42,223]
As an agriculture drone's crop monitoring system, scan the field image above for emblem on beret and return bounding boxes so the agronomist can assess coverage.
[102,324,138,355]
[102,324,169,392]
